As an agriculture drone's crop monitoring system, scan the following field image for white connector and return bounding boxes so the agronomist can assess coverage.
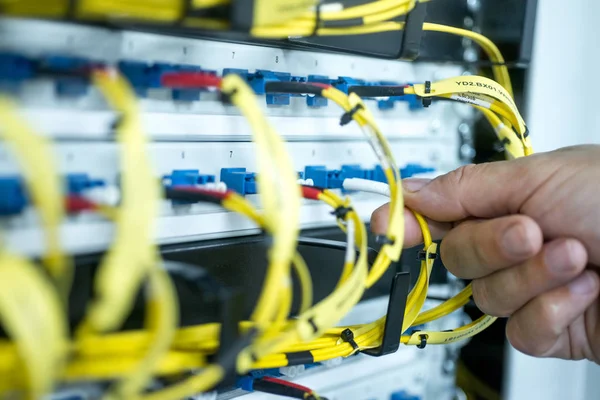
[83,185,121,206]
[297,178,314,186]
[279,365,306,378]
[197,182,228,192]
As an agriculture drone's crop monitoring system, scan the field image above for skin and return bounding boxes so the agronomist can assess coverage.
[371,145,600,363]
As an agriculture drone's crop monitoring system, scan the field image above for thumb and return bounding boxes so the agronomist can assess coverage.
[404,155,553,222]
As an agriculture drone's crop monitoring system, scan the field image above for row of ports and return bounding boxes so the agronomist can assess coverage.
[0,164,435,216]
[0,53,422,110]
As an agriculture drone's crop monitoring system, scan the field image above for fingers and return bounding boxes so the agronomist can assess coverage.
[440,215,543,279]
[370,204,452,248]
[506,270,600,359]
[472,239,589,317]
[402,155,559,222]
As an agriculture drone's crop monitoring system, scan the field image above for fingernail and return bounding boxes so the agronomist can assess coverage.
[544,240,572,275]
[502,224,534,257]
[568,271,598,295]
[402,178,430,193]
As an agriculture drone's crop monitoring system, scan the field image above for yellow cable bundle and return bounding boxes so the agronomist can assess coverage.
[0,252,68,399]
[0,97,71,298]
[76,0,183,22]
[72,70,178,399]
[220,75,302,330]
[0,0,70,17]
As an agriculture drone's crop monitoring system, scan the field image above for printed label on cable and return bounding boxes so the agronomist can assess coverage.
[450,93,492,109]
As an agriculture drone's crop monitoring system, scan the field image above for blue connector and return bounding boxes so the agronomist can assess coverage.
[400,164,435,178]
[163,170,216,187]
[290,76,307,97]
[0,52,34,81]
[391,391,421,400]
[365,165,387,183]
[220,168,257,195]
[0,176,27,216]
[307,75,332,107]
[163,170,216,205]
[236,376,255,392]
[304,166,328,188]
[39,54,96,98]
[0,52,34,92]
[341,164,367,179]
[304,166,348,189]
[65,173,105,194]
[333,76,365,94]
[171,64,207,102]
[118,60,152,97]
[249,70,292,105]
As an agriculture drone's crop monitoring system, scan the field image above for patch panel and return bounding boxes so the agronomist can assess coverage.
[0,139,455,256]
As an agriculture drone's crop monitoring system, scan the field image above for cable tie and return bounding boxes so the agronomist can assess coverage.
[311,1,323,37]
[422,81,432,108]
[331,206,352,220]
[110,115,124,133]
[417,250,437,261]
[220,87,239,104]
[523,127,530,138]
[375,235,395,246]
[416,334,428,349]
[339,104,364,126]
[340,328,359,350]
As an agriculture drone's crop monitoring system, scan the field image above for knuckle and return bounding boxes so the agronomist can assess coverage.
[472,279,511,317]
[449,164,478,190]
[506,317,545,357]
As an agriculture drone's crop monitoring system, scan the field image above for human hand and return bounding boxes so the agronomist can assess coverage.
[371,145,600,362]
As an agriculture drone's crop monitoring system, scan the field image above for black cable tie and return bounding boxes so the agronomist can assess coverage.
[416,334,428,349]
[331,206,352,220]
[307,317,319,334]
[422,81,432,108]
[220,87,239,105]
[110,115,125,133]
[340,328,359,350]
[339,104,364,126]
[523,127,530,138]
[375,235,395,246]
[311,1,323,37]
[417,250,437,261]
[501,137,511,145]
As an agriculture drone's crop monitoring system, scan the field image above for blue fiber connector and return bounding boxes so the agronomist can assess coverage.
[220,168,257,195]
[290,76,307,97]
[0,53,34,92]
[400,164,435,178]
[304,166,353,189]
[307,75,332,107]
[365,165,387,183]
[333,76,365,94]
[39,54,98,98]
[0,177,27,216]
[119,60,151,97]
[236,376,255,392]
[163,170,216,186]
[390,391,421,400]
[304,165,328,188]
[65,173,105,194]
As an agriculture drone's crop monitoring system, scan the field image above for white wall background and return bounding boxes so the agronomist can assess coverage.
[506,0,600,399]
